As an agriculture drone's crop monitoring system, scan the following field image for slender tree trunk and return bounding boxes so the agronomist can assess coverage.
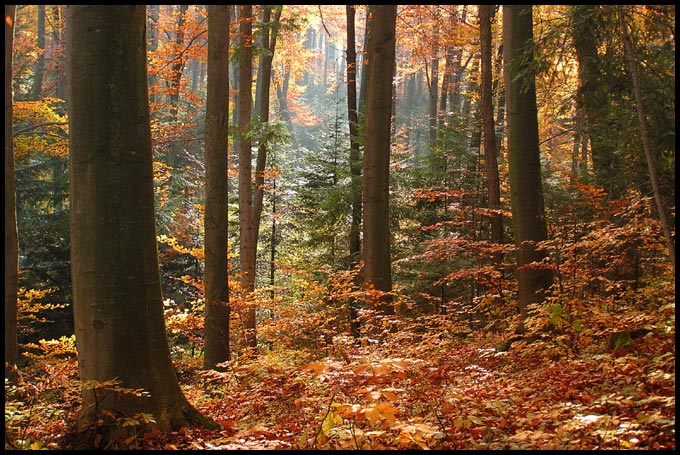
[5,4,18,383]
[253,6,282,240]
[167,5,189,169]
[49,6,65,100]
[618,6,675,273]
[358,6,372,120]
[428,16,440,147]
[237,5,257,349]
[346,5,362,338]
[169,4,189,120]
[347,5,362,265]
[275,60,297,149]
[363,5,396,316]
[438,43,454,130]
[480,5,503,248]
[503,5,553,327]
[203,5,231,370]
[31,5,45,99]
[65,6,209,447]
[148,5,160,105]
[493,42,505,154]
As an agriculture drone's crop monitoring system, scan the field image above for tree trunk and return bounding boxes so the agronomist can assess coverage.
[49,6,65,100]
[65,6,209,447]
[253,6,282,241]
[169,4,189,120]
[363,5,396,316]
[428,16,439,147]
[479,5,503,248]
[203,5,231,371]
[148,5,160,105]
[31,5,45,99]
[503,5,553,326]
[237,5,257,350]
[618,6,675,273]
[358,6,372,119]
[5,4,19,383]
[346,5,362,338]
[275,62,296,148]
[167,5,189,169]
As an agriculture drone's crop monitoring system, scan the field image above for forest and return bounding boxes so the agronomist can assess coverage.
[4,4,675,450]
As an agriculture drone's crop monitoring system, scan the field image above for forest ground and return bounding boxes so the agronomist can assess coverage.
[5,301,675,451]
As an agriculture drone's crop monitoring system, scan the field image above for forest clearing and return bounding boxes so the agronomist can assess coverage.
[5,5,675,450]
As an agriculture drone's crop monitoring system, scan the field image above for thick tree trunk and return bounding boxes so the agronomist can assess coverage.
[203,5,231,370]
[503,5,553,326]
[237,5,257,349]
[363,5,396,316]
[65,6,208,446]
[479,5,503,248]
[5,4,19,383]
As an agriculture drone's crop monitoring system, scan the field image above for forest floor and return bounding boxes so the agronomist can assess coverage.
[6,304,675,450]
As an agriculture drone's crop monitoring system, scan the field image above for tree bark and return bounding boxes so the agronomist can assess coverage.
[253,6,282,241]
[479,5,503,248]
[65,6,209,446]
[49,6,65,100]
[427,15,439,147]
[147,5,160,105]
[346,5,362,338]
[31,5,45,100]
[237,5,257,349]
[503,5,553,326]
[203,5,231,370]
[5,4,19,383]
[363,5,396,316]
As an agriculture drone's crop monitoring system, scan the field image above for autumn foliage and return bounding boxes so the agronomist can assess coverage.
[6,189,675,449]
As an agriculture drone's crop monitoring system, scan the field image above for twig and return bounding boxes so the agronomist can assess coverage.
[317,6,331,38]
[312,391,336,449]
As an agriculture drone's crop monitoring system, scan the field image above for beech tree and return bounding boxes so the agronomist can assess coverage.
[66,5,207,446]
[363,4,397,315]
[5,4,18,382]
[203,5,231,370]
[237,5,257,349]
[346,5,362,337]
[253,6,283,247]
[503,5,553,325]
[618,5,676,274]
[479,4,503,248]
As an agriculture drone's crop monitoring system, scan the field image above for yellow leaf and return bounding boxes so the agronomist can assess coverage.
[382,391,398,402]
[299,360,328,375]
